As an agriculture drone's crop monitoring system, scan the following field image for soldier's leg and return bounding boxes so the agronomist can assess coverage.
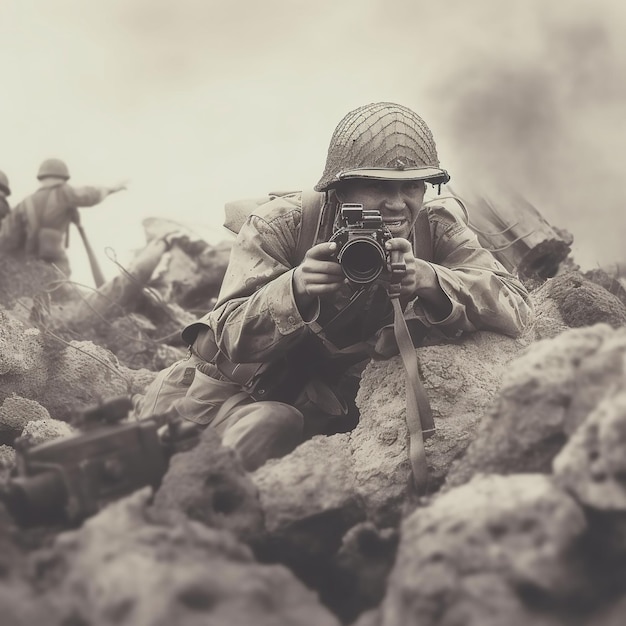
[134,353,206,418]
[216,402,304,472]
[150,364,304,471]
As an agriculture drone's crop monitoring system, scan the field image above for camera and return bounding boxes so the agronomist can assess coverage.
[329,203,393,285]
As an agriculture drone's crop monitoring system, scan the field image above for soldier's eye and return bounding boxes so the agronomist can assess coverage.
[404,181,423,192]
[364,181,386,192]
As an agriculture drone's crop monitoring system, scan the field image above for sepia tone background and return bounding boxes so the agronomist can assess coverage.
[1,0,624,286]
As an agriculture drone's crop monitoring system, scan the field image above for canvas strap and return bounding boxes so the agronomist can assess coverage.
[296,190,435,492]
[388,279,435,494]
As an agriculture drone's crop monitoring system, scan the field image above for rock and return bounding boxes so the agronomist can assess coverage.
[34,489,340,626]
[353,330,530,523]
[0,311,139,421]
[0,311,48,402]
[0,495,61,626]
[584,268,626,309]
[252,434,364,582]
[0,395,51,444]
[327,522,399,623]
[41,340,133,419]
[152,427,264,544]
[446,324,626,488]
[554,390,626,510]
[19,418,75,447]
[529,281,571,340]
[533,271,626,333]
[0,444,15,470]
[379,474,588,626]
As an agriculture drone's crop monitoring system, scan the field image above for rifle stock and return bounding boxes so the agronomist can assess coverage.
[76,223,106,287]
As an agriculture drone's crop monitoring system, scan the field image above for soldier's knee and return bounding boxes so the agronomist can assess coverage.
[221,401,303,471]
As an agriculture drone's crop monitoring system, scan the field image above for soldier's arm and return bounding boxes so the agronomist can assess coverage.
[406,207,534,338]
[209,207,313,363]
[59,181,127,207]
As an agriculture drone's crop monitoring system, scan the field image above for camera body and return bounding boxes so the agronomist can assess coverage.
[329,203,393,284]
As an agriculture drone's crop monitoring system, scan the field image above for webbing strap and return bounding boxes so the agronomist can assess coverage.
[392,297,434,493]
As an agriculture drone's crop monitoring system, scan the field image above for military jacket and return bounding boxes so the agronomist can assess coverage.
[182,193,534,373]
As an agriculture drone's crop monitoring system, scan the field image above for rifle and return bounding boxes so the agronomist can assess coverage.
[0,397,201,527]
[70,209,106,287]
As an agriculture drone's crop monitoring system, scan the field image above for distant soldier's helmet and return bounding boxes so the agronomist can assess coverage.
[37,158,70,181]
[315,102,450,192]
[0,170,10,196]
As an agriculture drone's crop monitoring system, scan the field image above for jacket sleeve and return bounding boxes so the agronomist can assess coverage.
[208,201,311,363]
[408,204,534,338]
[58,184,108,207]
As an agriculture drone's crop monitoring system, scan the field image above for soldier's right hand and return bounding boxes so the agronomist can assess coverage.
[109,180,130,194]
[293,241,345,304]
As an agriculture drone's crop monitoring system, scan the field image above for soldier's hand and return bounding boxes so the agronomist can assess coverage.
[383,238,439,300]
[109,180,130,194]
[384,238,453,318]
[293,242,344,309]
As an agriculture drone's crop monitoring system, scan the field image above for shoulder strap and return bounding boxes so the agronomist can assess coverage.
[295,190,325,264]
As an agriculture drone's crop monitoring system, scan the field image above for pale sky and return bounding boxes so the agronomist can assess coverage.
[1,0,625,286]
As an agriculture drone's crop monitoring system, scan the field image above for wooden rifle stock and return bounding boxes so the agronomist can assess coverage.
[75,223,106,287]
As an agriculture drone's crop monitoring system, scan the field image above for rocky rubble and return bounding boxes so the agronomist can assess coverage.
[1,228,626,625]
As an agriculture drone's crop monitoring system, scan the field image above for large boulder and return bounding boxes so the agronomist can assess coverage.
[554,389,626,511]
[252,329,529,535]
[152,427,265,544]
[378,474,589,626]
[0,309,147,421]
[250,330,529,618]
[446,324,626,488]
[32,489,339,626]
[531,272,626,340]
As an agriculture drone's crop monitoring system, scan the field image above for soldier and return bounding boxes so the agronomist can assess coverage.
[0,158,127,277]
[0,170,11,224]
[136,102,535,471]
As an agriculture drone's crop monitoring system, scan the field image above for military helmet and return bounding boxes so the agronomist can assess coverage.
[0,169,10,196]
[315,102,450,192]
[37,158,70,181]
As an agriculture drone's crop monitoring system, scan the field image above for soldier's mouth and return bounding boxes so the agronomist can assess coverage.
[384,219,406,228]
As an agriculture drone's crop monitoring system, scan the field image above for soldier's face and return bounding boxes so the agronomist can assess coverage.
[335,179,426,240]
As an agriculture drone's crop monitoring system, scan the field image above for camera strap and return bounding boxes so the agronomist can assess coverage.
[390,295,435,495]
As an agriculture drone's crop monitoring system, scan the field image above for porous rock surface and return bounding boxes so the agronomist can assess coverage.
[0,394,51,444]
[554,388,626,510]
[3,238,626,624]
[253,329,530,540]
[532,271,626,339]
[32,489,339,626]
[378,474,590,626]
[446,324,626,488]
[0,309,149,421]
[152,426,264,544]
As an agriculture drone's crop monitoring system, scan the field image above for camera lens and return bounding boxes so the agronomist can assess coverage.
[338,237,386,284]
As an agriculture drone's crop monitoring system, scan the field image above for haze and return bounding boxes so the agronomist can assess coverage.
[1,0,624,286]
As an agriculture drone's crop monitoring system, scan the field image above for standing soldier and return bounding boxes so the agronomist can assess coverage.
[0,170,11,224]
[0,158,127,277]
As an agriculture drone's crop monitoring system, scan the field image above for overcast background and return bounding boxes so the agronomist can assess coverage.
[1,0,625,287]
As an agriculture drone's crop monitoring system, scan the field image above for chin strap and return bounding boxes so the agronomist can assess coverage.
[388,254,435,494]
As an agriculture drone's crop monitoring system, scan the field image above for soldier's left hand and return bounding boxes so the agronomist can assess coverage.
[383,238,439,300]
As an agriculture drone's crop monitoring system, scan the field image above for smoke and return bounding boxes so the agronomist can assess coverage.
[428,6,626,268]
